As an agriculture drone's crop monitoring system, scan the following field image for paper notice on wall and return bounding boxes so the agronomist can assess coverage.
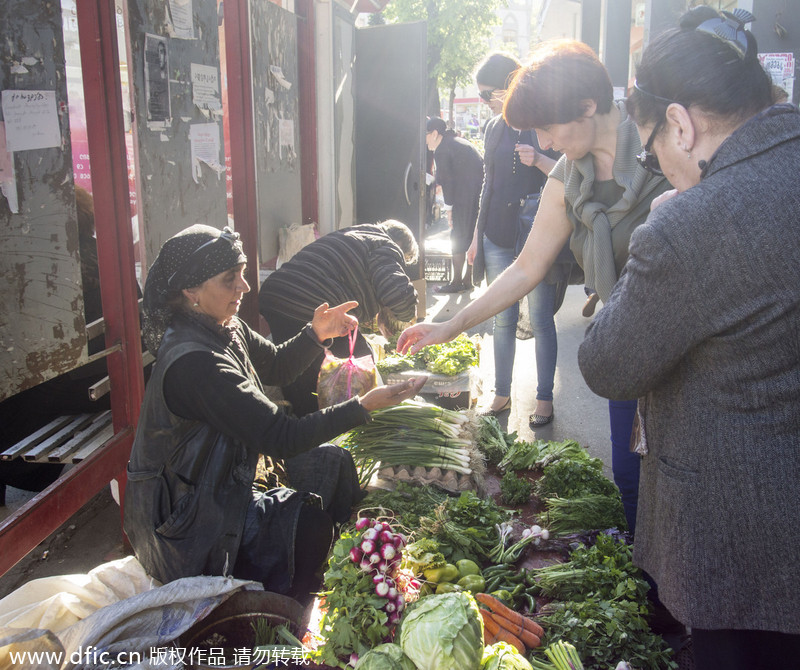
[269,65,292,90]
[145,34,171,129]
[188,122,224,183]
[1,90,61,152]
[168,0,195,39]
[278,118,295,160]
[0,122,19,213]
[191,63,222,112]
[758,52,795,101]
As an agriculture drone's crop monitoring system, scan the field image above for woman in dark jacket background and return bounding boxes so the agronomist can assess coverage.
[425,116,484,293]
[259,220,418,417]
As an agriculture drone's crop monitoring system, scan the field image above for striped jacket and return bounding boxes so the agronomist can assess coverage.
[259,223,417,326]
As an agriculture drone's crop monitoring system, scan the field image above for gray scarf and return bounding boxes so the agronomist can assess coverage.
[557,102,667,301]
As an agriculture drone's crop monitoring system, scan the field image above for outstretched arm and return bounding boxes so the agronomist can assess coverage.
[397,178,572,355]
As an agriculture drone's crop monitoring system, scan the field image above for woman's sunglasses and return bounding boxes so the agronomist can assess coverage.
[636,119,664,176]
[479,88,497,103]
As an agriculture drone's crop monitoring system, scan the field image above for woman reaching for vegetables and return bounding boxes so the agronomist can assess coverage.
[124,224,425,602]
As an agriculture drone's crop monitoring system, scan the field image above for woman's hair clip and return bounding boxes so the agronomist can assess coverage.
[695,8,755,58]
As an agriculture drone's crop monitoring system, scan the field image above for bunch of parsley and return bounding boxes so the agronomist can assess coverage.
[315,533,392,668]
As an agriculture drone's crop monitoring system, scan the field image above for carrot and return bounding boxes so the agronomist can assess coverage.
[480,608,499,635]
[492,627,526,655]
[476,592,545,638]
[480,606,526,654]
[489,611,541,649]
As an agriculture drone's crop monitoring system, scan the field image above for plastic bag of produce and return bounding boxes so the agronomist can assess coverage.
[317,326,377,409]
[480,641,533,669]
[355,643,417,670]
[399,591,484,670]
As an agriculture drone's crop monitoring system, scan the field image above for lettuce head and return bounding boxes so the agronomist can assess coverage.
[354,643,416,670]
[480,641,534,670]
[398,591,484,670]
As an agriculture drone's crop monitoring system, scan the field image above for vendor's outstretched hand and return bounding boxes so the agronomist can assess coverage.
[360,376,428,412]
[396,321,456,356]
[311,301,359,342]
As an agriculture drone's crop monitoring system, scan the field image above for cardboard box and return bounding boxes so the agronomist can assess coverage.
[412,278,426,322]
[385,367,481,410]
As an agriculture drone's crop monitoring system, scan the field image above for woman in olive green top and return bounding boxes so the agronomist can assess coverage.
[398,40,671,536]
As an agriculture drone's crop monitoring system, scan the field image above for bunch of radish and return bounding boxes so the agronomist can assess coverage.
[349,517,416,625]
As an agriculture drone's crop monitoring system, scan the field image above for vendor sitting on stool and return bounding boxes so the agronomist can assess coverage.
[124,224,425,602]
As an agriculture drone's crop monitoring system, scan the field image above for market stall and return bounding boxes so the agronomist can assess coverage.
[0,336,681,670]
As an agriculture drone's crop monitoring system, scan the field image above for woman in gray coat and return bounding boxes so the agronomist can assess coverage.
[579,7,800,667]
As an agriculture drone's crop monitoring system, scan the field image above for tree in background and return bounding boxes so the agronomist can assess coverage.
[381,0,504,120]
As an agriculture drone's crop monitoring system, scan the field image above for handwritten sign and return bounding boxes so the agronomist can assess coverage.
[191,63,222,111]
[1,90,61,152]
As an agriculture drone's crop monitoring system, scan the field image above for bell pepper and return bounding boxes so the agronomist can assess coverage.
[456,574,486,592]
[455,559,481,578]
[423,563,459,584]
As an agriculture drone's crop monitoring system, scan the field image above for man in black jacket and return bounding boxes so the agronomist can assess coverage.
[259,221,418,417]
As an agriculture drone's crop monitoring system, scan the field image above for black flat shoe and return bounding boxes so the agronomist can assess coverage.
[434,282,462,294]
[529,411,554,427]
[478,398,511,417]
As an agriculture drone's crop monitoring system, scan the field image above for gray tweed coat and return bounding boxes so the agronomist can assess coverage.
[578,103,800,633]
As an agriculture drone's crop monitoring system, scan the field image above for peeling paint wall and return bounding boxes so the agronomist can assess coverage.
[0,1,87,402]
[250,1,302,262]
[126,0,229,274]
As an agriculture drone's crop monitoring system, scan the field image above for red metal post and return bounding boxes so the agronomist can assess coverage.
[224,0,261,329]
[0,0,145,577]
[77,0,145,476]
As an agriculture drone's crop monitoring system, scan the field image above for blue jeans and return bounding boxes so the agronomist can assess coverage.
[526,280,558,402]
[608,398,640,534]
[483,236,558,401]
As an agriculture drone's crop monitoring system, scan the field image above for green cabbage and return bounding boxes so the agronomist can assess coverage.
[399,592,484,670]
[480,642,534,670]
[355,643,417,670]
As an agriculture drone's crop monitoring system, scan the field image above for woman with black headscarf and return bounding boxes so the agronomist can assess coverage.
[124,224,425,600]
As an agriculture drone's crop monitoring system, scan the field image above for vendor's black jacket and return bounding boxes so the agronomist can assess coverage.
[123,312,369,583]
[258,223,417,325]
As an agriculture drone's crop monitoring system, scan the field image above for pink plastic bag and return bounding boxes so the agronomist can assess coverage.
[316,327,377,409]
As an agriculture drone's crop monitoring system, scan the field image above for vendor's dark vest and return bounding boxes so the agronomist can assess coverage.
[123,319,258,583]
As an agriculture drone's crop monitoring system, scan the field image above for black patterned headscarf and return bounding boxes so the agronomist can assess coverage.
[142,225,247,352]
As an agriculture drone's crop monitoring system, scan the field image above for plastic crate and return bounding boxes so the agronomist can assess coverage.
[424,254,451,283]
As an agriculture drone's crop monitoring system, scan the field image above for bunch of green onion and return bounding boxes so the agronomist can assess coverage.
[530,640,585,670]
[335,400,475,485]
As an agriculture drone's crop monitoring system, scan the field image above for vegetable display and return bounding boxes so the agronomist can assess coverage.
[480,641,534,670]
[529,641,584,670]
[313,415,677,670]
[398,591,485,670]
[499,471,534,506]
[354,643,417,670]
[336,400,478,485]
[316,518,416,668]
[418,491,508,563]
[544,494,627,535]
[535,456,618,500]
[376,334,479,377]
